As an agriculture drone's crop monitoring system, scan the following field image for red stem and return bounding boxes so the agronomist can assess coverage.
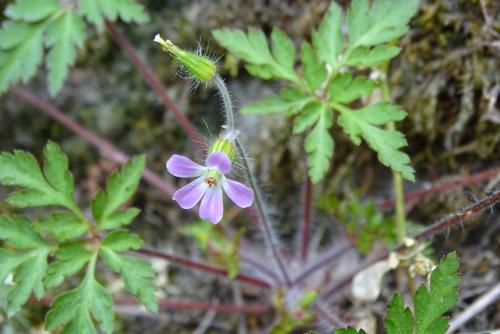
[377,166,500,210]
[320,190,500,301]
[134,248,272,289]
[292,244,353,285]
[300,178,313,262]
[30,296,270,314]
[104,21,205,149]
[10,87,177,198]
[312,301,348,328]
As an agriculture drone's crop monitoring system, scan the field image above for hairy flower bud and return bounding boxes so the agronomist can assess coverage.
[209,139,236,162]
[154,34,216,82]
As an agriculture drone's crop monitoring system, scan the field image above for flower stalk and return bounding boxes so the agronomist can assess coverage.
[212,74,292,286]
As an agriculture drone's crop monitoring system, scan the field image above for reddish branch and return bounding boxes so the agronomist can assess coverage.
[378,166,500,210]
[30,296,270,314]
[104,21,205,148]
[292,244,353,285]
[10,87,177,198]
[319,190,500,301]
[134,248,272,289]
[300,178,313,262]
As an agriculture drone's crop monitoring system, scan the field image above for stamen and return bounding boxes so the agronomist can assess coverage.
[205,176,217,187]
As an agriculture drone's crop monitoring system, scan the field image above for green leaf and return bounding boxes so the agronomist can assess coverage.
[0,21,45,94]
[0,216,46,249]
[241,88,312,114]
[79,0,149,28]
[5,0,60,22]
[304,104,334,183]
[383,253,460,334]
[301,42,326,90]
[414,253,459,334]
[35,212,89,241]
[92,155,145,229]
[347,0,419,49]
[43,141,75,201]
[270,29,296,77]
[0,142,78,209]
[384,294,413,334]
[345,45,401,67]
[45,242,92,289]
[101,230,143,251]
[100,248,157,312]
[0,216,50,316]
[45,12,86,95]
[212,27,299,83]
[46,269,114,334]
[311,2,344,67]
[78,0,103,28]
[337,103,415,181]
[293,101,322,134]
[100,207,140,230]
[327,73,377,103]
[180,221,219,252]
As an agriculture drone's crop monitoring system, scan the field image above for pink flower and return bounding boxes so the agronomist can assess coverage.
[166,152,254,224]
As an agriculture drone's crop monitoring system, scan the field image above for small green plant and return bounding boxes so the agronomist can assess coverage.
[0,0,148,95]
[0,141,156,333]
[384,253,460,334]
[213,0,418,182]
[314,253,459,334]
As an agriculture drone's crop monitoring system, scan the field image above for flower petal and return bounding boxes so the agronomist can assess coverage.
[222,177,254,208]
[166,154,205,178]
[206,152,231,174]
[199,186,224,224]
[172,177,207,209]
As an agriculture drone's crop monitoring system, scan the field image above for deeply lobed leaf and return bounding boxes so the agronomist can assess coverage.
[0,141,77,209]
[311,2,344,68]
[241,88,312,115]
[337,103,415,180]
[304,104,334,183]
[383,253,460,334]
[414,253,459,334]
[5,0,60,22]
[46,270,114,334]
[100,248,157,312]
[44,12,86,95]
[92,155,145,229]
[44,241,93,289]
[0,216,51,316]
[0,21,45,94]
[212,27,299,83]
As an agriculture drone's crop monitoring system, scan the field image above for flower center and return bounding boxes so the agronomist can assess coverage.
[204,176,217,187]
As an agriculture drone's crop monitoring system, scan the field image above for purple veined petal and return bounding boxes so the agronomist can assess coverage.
[206,152,231,174]
[199,185,224,224]
[172,177,208,209]
[222,177,254,208]
[166,154,205,178]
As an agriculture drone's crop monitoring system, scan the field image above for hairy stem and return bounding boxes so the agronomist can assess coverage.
[380,76,407,242]
[377,166,500,210]
[213,74,234,133]
[320,190,500,301]
[235,139,292,286]
[211,74,292,286]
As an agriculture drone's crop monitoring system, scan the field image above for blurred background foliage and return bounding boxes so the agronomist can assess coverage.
[0,0,499,333]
